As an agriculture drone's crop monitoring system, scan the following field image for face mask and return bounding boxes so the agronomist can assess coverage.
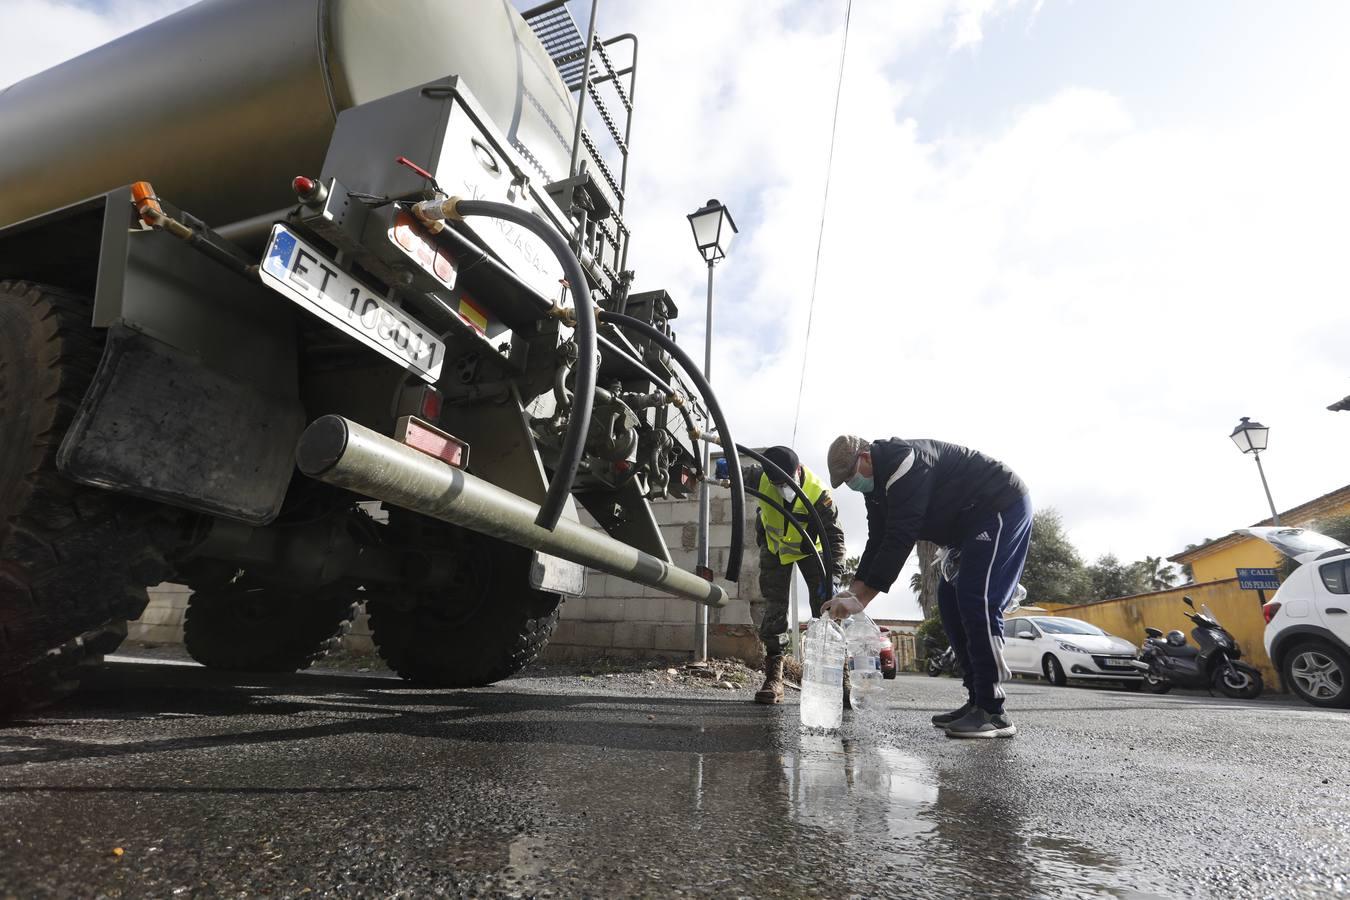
[846,473,873,493]
[778,484,795,503]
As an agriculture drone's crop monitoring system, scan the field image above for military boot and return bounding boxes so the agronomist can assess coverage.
[755,655,786,704]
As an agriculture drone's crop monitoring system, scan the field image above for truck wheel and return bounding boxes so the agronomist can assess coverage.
[0,281,161,713]
[368,536,561,687]
[183,576,359,672]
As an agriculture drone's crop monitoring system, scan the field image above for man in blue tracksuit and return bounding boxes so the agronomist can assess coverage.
[822,435,1031,738]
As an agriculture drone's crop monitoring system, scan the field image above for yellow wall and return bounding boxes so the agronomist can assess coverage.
[1190,540,1281,584]
[1051,579,1277,689]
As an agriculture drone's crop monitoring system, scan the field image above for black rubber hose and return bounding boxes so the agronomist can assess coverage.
[737,444,839,582]
[453,199,595,531]
[598,311,744,582]
[746,488,829,596]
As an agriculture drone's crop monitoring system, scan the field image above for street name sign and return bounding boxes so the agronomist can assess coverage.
[1236,568,1281,591]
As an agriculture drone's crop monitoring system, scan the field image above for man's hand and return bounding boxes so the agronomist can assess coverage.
[822,590,864,620]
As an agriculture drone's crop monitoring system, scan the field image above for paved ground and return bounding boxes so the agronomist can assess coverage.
[0,659,1346,899]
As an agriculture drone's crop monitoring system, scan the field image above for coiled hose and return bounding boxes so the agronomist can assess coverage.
[598,311,744,582]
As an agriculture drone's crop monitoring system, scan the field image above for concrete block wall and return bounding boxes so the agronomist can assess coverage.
[541,491,768,665]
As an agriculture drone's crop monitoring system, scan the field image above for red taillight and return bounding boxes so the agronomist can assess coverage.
[292,175,316,196]
[613,459,633,475]
[419,387,443,421]
[1263,601,1282,625]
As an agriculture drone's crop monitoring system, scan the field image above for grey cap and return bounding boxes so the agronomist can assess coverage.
[827,434,868,488]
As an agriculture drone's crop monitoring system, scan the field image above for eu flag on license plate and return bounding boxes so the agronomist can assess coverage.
[264,230,298,279]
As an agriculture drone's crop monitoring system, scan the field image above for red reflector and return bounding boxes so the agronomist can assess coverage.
[420,387,443,421]
[391,211,457,288]
[292,175,316,197]
[614,459,633,475]
[395,416,469,469]
[1263,601,1282,624]
[434,248,456,283]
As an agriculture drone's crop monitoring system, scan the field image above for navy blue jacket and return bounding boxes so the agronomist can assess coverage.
[854,438,1028,593]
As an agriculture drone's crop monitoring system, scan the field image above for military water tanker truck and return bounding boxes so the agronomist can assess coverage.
[0,0,751,711]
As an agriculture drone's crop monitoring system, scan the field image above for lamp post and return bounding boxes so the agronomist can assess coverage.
[687,198,738,664]
[1230,416,1280,525]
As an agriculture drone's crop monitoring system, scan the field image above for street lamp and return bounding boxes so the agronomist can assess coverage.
[687,199,737,664]
[687,198,738,263]
[1230,416,1280,524]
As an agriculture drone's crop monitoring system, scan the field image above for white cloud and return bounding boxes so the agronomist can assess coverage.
[0,1,195,90]
[600,0,1350,616]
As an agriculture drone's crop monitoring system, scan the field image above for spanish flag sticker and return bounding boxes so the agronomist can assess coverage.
[458,296,489,334]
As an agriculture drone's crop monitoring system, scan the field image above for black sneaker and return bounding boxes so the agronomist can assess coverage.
[930,701,974,728]
[943,708,1016,739]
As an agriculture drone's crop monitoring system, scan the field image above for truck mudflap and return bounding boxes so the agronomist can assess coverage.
[57,325,305,524]
[295,415,729,608]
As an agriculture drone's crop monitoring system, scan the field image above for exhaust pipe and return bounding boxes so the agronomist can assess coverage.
[296,416,728,608]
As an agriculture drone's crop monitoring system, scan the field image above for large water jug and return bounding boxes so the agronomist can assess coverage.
[801,616,846,731]
[843,613,885,712]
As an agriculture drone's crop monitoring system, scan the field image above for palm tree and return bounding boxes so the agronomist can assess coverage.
[839,555,861,585]
[1143,555,1177,592]
[915,541,941,618]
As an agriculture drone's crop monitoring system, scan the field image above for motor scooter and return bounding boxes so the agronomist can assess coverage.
[1131,596,1263,699]
[924,636,961,678]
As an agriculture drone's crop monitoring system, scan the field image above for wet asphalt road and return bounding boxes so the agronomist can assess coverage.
[0,660,1346,899]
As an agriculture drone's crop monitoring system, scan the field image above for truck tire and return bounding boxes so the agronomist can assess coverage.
[0,281,161,713]
[368,535,561,687]
[183,577,359,672]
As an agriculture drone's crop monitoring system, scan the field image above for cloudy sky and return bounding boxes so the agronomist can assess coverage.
[5,1,1347,619]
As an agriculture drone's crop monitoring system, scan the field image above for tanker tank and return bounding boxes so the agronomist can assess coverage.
[0,0,582,231]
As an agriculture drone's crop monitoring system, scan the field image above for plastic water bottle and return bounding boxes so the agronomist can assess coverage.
[800,616,845,731]
[843,613,884,712]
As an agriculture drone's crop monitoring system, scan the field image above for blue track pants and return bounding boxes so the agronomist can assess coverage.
[935,494,1032,715]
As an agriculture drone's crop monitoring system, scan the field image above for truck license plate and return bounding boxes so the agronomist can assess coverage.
[260,225,445,383]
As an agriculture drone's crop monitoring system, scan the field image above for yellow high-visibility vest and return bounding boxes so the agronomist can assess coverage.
[757,466,826,563]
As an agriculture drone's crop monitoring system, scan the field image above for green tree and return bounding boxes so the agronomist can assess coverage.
[916,615,948,657]
[1085,553,1153,601]
[1141,555,1178,591]
[839,554,861,584]
[1020,508,1090,605]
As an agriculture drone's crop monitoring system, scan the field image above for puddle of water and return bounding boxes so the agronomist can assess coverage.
[782,733,938,840]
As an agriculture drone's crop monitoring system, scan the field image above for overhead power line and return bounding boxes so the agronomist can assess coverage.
[789,0,853,449]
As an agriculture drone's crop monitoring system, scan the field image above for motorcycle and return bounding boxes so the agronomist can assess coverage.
[924,636,961,678]
[1131,596,1264,699]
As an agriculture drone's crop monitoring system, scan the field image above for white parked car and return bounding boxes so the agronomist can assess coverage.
[1003,616,1142,687]
[1242,527,1350,709]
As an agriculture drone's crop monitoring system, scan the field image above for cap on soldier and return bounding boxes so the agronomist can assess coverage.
[827,435,868,488]
[762,446,799,484]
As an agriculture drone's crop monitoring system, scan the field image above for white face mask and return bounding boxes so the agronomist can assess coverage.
[778,484,795,503]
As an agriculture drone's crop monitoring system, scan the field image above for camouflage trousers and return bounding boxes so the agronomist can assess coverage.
[757,548,828,658]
